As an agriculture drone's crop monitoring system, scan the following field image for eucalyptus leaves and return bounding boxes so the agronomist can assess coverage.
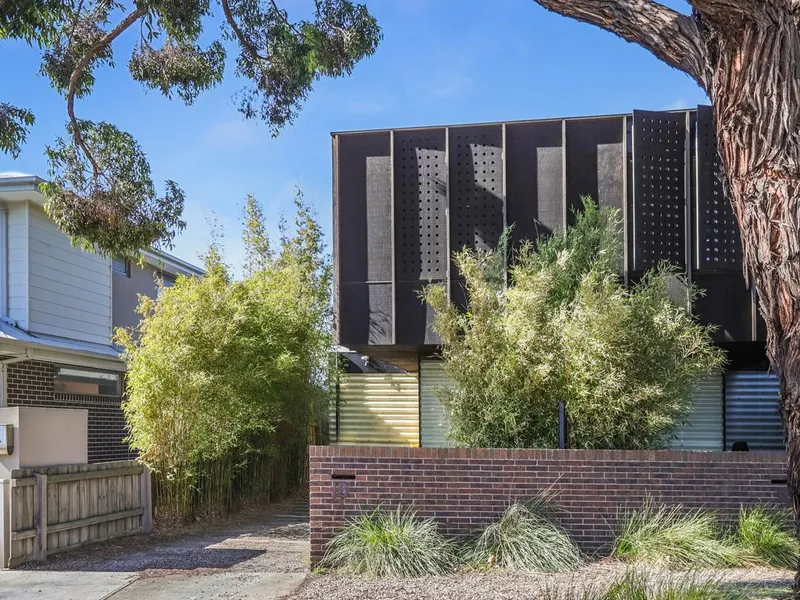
[1,0,380,256]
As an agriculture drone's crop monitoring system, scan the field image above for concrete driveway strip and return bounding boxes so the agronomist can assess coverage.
[108,572,306,600]
[3,499,309,600]
[0,571,136,600]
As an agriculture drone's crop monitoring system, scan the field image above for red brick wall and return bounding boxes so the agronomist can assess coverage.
[6,360,134,463]
[309,446,788,565]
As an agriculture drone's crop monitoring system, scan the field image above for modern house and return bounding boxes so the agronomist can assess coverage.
[331,106,783,451]
[0,173,203,462]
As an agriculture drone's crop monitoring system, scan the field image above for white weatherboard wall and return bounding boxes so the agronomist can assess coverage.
[7,203,29,330]
[7,203,112,345]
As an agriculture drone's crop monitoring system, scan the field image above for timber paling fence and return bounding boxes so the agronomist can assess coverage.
[152,433,310,520]
[0,460,152,567]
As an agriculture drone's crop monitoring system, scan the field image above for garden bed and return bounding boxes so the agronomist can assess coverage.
[289,564,793,600]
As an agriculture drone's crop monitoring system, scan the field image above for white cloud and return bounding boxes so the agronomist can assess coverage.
[346,100,385,115]
[661,98,690,111]
[430,70,472,99]
[203,119,263,148]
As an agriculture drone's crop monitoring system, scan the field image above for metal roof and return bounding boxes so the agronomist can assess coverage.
[0,319,123,365]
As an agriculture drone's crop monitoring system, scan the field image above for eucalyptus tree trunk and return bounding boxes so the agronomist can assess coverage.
[530,0,800,590]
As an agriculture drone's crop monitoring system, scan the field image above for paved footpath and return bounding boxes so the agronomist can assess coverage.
[0,499,309,600]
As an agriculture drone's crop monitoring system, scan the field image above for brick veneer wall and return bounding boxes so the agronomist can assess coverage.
[309,445,789,565]
[6,360,133,463]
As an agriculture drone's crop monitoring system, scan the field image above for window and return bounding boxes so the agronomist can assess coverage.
[54,367,122,397]
[112,256,130,277]
[161,272,176,288]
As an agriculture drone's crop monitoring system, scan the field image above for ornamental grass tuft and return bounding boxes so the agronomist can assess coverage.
[612,500,741,569]
[735,506,800,569]
[541,569,748,600]
[322,505,457,577]
[468,494,583,573]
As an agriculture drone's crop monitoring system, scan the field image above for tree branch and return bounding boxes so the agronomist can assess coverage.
[688,0,760,23]
[220,0,269,62]
[67,6,146,178]
[270,0,302,36]
[532,0,710,89]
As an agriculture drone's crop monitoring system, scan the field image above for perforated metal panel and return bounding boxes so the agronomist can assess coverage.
[670,371,723,450]
[394,129,447,281]
[633,110,686,270]
[449,126,504,276]
[337,133,391,284]
[396,282,441,345]
[505,121,563,244]
[725,371,784,451]
[338,282,392,346]
[693,273,753,342]
[420,359,454,448]
[334,373,420,446]
[565,118,625,216]
[696,105,741,271]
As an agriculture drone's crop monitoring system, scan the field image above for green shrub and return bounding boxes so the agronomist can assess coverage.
[612,501,741,569]
[423,198,725,450]
[322,505,456,577]
[735,506,800,569]
[469,495,582,572]
[542,570,748,600]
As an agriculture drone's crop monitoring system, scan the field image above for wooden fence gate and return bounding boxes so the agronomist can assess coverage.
[0,460,153,567]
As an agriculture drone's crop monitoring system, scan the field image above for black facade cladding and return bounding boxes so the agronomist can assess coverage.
[333,106,758,353]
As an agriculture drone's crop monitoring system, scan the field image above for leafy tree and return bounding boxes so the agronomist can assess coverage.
[424,199,725,450]
[1,0,380,256]
[116,190,331,498]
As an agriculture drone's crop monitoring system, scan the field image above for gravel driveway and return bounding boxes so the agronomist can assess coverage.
[3,498,310,600]
[289,564,793,600]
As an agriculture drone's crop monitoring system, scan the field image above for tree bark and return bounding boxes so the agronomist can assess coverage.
[710,10,800,589]
[530,0,800,592]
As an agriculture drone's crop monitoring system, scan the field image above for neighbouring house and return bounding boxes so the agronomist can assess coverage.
[0,173,203,462]
[331,106,783,451]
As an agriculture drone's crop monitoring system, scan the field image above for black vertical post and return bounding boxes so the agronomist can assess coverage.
[559,402,568,450]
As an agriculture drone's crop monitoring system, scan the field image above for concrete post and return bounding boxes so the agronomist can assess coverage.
[0,478,9,568]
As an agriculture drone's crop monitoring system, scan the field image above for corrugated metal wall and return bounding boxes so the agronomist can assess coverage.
[332,373,419,446]
[419,360,454,448]
[670,371,723,450]
[725,371,784,450]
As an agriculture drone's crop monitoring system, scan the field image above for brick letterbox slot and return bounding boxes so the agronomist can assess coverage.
[331,473,355,500]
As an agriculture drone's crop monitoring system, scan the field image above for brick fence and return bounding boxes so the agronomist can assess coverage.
[309,446,789,565]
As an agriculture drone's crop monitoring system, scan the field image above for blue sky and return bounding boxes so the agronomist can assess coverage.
[0,0,706,274]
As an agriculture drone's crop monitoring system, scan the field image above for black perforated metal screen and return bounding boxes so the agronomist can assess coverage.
[394,129,447,282]
[632,110,687,271]
[448,125,504,278]
[696,105,742,271]
[334,106,757,350]
[505,121,563,245]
